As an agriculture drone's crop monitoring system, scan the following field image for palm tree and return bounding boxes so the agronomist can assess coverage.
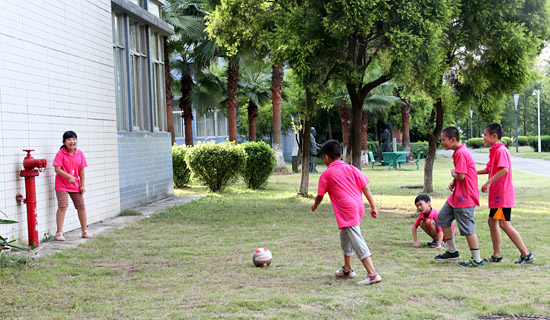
[238,62,272,141]
[163,0,220,146]
[271,63,287,173]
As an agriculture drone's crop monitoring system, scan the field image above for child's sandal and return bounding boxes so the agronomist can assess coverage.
[54,232,65,241]
[81,230,93,239]
[483,255,503,263]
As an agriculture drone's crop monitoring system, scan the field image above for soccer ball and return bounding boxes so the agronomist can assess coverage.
[252,248,273,267]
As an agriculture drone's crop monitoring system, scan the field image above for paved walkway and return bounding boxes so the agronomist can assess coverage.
[25,194,204,259]
[437,149,550,176]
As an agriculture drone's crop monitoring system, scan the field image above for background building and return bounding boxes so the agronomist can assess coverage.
[0,0,174,245]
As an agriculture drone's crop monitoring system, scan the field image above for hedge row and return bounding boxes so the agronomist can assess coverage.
[172,141,276,192]
[527,136,550,152]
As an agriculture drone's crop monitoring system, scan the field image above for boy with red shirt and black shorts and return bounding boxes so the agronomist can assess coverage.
[311,140,381,285]
[477,123,534,264]
[434,127,483,267]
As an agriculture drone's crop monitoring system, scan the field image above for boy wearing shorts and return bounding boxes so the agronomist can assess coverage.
[477,123,534,264]
[311,140,381,285]
[434,127,483,267]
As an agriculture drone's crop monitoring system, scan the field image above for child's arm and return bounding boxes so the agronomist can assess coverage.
[311,195,323,212]
[412,226,421,248]
[450,169,465,181]
[362,185,378,218]
[481,167,508,193]
[79,168,86,194]
[435,231,444,248]
[54,166,76,185]
[477,168,489,175]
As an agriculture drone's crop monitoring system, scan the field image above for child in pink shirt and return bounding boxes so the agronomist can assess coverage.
[434,127,483,267]
[52,131,92,241]
[412,194,454,248]
[477,123,534,264]
[311,140,381,286]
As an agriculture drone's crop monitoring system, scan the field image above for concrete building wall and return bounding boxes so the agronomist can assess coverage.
[117,132,173,210]
[0,0,121,244]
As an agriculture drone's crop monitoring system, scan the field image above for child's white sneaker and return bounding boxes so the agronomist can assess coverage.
[357,273,382,285]
[334,267,356,278]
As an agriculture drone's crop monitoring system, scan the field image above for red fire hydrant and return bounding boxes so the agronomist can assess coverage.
[16,150,47,248]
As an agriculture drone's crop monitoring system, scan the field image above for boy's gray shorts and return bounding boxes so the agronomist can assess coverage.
[340,226,371,260]
[437,202,476,236]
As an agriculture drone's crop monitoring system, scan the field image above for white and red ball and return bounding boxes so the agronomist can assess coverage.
[252,248,273,267]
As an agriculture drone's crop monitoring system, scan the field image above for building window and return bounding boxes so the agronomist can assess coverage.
[173,111,184,138]
[129,20,150,131]
[129,0,143,7]
[148,0,161,18]
[151,32,166,131]
[112,12,128,131]
[196,111,228,138]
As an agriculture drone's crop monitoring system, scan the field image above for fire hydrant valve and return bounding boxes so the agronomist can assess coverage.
[19,149,47,248]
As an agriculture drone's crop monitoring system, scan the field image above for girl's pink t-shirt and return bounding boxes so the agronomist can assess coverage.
[448,144,480,208]
[486,143,514,208]
[53,147,87,192]
[318,160,369,229]
[414,208,455,238]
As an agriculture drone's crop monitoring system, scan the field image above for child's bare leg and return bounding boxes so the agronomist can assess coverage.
[441,226,454,241]
[465,234,479,249]
[488,217,502,258]
[499,220,529,256]
[344,255,353,271]
[427,219,437,238]
[360,255,377,275]
[77,208,88,232]
[419,221,435,240]
[56,207,68,234]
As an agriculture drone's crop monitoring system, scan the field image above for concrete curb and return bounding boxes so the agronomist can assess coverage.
[18,194,204,259]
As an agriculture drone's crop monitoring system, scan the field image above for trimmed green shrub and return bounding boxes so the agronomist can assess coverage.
[465,138,486,149]
[410,141,429,158]
[241,141,276,189]
[172,145,192,188]
[517,136,528,146]
[367,141,379,156]
[185,141,246,192]
[501,137,513,148]
[527,135,550,152]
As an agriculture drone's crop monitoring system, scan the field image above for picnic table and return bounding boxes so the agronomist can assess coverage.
[382,151,409,170]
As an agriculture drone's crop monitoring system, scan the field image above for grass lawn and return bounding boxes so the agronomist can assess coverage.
[475,146,550,161]
[1,156,549,319]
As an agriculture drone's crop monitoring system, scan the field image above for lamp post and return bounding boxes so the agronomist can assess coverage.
[469,108,474,139]
[513,94,520,153]
[532,89,541,152]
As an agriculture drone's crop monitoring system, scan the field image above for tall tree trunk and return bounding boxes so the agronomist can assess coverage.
[424,98,444,193]
[361,109,369,166]
[181,73,194,146]
[347,83,365,169]
[227,61,240,143]
[248,99,258,142]
[271,64,287,173]
[340,103,351,162]
[401,96,411,160]
[299,88,314,196]
[163,37,175,145]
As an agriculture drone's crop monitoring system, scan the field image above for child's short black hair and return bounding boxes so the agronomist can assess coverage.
[61,131,78,149]
[414,194,431,204]
[321,140,341,160]
[63,131,78,141]
[442,126,460,141]
[485,123,502,139]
